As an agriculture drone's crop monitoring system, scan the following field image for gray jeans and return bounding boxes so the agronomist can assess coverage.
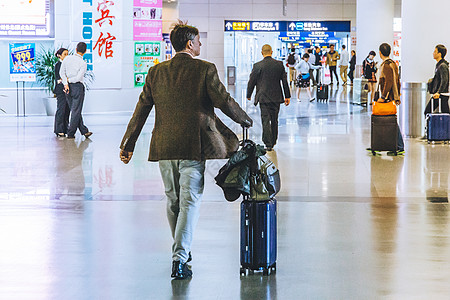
[159,160,205,263]
[67,83,89,137]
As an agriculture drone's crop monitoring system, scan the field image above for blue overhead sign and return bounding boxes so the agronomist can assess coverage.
[224,21,286,32]
[279,31,335,40]
[225,20,350,32]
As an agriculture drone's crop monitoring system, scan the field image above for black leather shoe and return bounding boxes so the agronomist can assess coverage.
[171,261,192,279]
[84,132,93,138]
[67,135,75,139]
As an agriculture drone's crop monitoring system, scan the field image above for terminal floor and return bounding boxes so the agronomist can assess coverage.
[1,84,450,299]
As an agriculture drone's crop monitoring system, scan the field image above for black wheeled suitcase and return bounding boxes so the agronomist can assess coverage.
[371,114,398,155]
[240,199,277,275]
[426,97,450,143]
[317,84,329,102]
[317,68,329,102]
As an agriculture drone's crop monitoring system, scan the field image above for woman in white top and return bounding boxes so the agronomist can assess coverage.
[295,53,321,102]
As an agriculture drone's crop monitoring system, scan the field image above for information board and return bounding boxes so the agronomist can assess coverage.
[225,20,351,33]
[134,41,162,87]
[9,43,36,82]
[0,0,53,38]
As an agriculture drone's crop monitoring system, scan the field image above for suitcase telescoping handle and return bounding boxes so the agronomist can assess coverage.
[242,125,249,202]
[431,96,443,113]
[242,125,249,140]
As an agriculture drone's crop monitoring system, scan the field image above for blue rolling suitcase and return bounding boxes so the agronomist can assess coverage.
[240,199,277,276]
[427,97,450,143]
[239,127,277,276]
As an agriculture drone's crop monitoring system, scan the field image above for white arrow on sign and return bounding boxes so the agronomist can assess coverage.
[289,22,296,30]
[226,22,232,30]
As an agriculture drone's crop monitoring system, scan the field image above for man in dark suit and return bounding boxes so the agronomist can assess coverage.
[119,22,252,280]
[247,44,290,151]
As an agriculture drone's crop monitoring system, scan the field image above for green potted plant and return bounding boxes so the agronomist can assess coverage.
[35,46,95,116]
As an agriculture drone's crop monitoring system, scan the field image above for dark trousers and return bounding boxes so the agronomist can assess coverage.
[54,92,70,134]
[424,97,450,116]
[397,126,404,151]
[315,67,321,84]
[329,66,339,83]
[348,66,355,83]
[309,69,317,85]
[67,83,89,137]
[260,102,281,148]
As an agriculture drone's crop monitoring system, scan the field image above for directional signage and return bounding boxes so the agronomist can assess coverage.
[225,20,350,32]
[287,21,350,32]
[279,31,336,43]
[225,21,286,32]
[279,31,335,39]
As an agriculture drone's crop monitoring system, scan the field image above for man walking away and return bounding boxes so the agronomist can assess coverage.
[339,45,349,86]
[378,43,405,155]
[247,44,290,151]
[326,44,340,85]
[285,48,298,87]
[425,44,450,116]
[60,42,92,139]
[119,21,252,280]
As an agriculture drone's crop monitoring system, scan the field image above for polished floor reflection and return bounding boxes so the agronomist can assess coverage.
[1,83,449,299]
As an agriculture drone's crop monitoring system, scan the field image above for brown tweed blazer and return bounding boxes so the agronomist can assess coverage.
[120,53,252,161]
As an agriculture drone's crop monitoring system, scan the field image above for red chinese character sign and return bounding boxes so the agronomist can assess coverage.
[72,0,122,88]
[94,32,117,59]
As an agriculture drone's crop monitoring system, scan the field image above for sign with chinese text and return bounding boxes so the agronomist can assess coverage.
[134,42,163,87]
[72,0,123,88]
[279,31,335,42]
[0,0,54,38]
[225,20,351,33]
[133,0,162,41]
[393,32,401,64]
[9,43,36,82]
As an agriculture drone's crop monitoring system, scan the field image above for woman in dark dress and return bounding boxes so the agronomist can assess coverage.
[348,50,356,85]
[54,48,69,137]
[362,50,378,104]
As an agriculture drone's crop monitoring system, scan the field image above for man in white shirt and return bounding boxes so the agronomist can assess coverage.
[60,42,92,139]
[339,45,350,86]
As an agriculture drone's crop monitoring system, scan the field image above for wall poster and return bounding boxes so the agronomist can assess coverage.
[134,41,162,87]
[9,43,36,82]
[133,0,162,41]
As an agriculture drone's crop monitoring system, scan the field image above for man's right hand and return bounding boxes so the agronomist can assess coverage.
[285,98,290,106]
[63,84,69,94]
[120,150,133,164]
